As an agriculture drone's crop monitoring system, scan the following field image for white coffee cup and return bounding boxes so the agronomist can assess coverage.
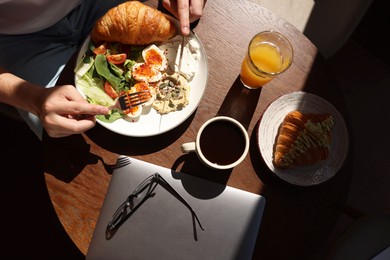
[181,116,249,170]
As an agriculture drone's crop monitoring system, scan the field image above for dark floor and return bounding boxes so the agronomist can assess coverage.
[313,37,390,257]
[310,0,390,255]
[0,117,84,259]
[329,39,390,214]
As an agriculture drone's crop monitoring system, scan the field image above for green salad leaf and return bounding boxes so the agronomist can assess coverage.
[95,54,122,91]
[75,42,147,123]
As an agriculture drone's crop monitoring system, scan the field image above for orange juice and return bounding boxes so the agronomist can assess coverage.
[240,43,283,88]
[240,31,293,89]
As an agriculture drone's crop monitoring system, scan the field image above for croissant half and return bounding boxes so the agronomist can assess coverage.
[273,111,334,169]
[91,1,177,46]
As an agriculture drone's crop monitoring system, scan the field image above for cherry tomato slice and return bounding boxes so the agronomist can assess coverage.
[107,53,127,64]
[93,43,107,55]
[104,81,119,99]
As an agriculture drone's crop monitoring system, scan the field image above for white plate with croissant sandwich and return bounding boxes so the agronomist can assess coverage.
[74,1,208,137]
[257,91,349,186]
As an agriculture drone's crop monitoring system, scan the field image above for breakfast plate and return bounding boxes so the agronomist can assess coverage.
[257,91,349,186]
[74,18,208,137]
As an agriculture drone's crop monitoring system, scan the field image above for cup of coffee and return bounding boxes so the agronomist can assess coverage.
[181,116,249,170]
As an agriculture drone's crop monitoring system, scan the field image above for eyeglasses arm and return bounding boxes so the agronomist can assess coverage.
[154,173,204,231]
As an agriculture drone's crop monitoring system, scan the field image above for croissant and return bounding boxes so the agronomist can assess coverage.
[91,1,177,46]
[273,111,334,169]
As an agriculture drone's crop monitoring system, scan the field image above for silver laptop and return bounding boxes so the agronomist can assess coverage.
[86,156,266,260]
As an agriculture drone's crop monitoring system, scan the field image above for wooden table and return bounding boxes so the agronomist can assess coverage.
[44,0,353,259]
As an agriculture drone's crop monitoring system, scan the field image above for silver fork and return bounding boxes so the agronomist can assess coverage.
[109,90,151,111]
[104,156,131,174]
[113,156,131,170]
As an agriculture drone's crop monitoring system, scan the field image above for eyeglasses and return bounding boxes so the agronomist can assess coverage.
[107,173,204,231]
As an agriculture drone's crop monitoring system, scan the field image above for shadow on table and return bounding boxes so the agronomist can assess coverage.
[86,108,196,156]
[247,54,354,259]
[43,133,104,182]
[0,115,83,258]
[171,153,231,185]
[216,76,261,130]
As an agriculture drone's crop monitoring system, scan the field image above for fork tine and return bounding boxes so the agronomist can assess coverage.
[109,90,152,111]
[126,100,148,108]
[126,90,150,97]
[128,94,150,103]
[113,156,131,170]
[118,90,151,110]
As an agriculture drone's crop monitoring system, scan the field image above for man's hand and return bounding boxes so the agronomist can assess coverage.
[162,0,205,35]
[39,85,109,137]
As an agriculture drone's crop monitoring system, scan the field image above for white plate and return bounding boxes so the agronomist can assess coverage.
[257,91,349,186]
[74,20,208,137]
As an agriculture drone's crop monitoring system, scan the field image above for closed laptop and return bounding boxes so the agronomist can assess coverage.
[87,156,266,260]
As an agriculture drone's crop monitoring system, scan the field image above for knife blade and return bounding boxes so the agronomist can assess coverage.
[176,35,186,83]
[160,36,185,131]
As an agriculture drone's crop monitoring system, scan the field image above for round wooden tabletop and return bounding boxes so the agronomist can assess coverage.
[44,0,353,258]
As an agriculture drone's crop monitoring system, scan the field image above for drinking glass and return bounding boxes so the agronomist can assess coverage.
[240,31,293,89]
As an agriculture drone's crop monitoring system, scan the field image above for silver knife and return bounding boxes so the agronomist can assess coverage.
[159,36,186,131]
[176,35,186,83]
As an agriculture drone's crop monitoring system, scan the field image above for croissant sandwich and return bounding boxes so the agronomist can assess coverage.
[273,111,334,169]
[91,1,177,46]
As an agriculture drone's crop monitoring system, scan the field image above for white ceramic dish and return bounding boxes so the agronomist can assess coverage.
[74,20,208,137]
[257,91,349,186]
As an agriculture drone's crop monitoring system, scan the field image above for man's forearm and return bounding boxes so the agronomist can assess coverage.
[0,68,42,116]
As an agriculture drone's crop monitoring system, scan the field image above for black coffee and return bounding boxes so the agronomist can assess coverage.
[199,120,246,166]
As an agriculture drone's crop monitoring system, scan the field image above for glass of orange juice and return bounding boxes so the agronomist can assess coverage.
[240,31,293,89]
